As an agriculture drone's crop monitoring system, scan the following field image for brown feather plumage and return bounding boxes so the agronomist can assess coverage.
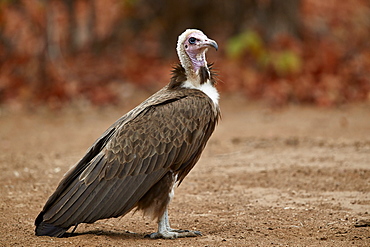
[35,84,220,233]
[169,64,187,89]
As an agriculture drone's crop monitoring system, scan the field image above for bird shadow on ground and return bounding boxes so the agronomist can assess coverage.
[68,229,146,240]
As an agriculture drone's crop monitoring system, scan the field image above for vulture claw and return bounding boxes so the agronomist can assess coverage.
[145,229,202,239]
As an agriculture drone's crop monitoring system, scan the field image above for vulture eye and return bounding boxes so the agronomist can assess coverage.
[188,37,196,44]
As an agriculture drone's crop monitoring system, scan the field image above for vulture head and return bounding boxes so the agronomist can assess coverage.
[176,29,218,85]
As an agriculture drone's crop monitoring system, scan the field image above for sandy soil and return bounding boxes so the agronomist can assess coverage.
[1,96,369,246]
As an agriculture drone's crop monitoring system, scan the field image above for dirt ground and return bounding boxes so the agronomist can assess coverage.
[1,95,369,246]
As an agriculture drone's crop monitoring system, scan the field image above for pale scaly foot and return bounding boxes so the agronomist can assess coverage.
[145,209,202,239]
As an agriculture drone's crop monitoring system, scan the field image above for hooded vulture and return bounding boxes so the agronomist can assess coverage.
[35,29,220,239]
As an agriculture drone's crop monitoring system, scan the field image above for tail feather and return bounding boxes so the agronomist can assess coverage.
[35,221,68,237]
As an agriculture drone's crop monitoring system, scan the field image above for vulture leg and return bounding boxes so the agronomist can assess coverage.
[147,209,202,239]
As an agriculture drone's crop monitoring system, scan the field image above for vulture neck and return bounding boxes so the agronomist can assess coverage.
[180,49,210,87]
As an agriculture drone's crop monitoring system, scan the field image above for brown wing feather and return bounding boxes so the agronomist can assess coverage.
[36,86,219,230]
[35,86,179,227]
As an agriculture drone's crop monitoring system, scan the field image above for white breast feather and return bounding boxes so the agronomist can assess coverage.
[182,80,219,105]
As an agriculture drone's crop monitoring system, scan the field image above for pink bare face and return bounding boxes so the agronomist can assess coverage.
[184,32,218,53]
[183,31,218,72]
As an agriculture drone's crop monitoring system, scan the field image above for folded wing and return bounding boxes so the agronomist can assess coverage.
[35,87,219,232]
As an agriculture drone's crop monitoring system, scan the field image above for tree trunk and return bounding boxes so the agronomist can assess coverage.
[257,0,302,41]
[65,0,78,55]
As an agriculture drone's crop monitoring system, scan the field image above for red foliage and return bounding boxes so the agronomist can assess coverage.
[221,0,370,106]
[0,0,369,107]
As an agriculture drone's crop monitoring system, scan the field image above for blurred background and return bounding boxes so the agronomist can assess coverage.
[0,0,369,109]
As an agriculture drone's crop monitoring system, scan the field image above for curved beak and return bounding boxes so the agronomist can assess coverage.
[202,39,218,51]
